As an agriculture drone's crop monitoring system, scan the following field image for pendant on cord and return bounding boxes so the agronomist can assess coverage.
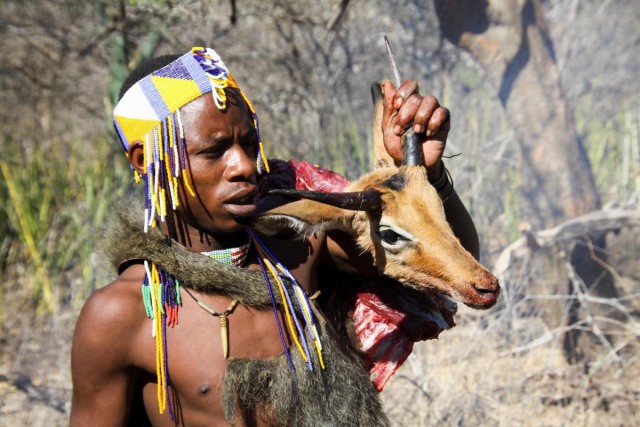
[183,287,240,359]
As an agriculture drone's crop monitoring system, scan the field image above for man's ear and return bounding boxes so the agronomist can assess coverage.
[127,140,145,174]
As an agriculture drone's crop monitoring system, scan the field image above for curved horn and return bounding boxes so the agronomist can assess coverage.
[402,129,424,166]
[269,189,382,211]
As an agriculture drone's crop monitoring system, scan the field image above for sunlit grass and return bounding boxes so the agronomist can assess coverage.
[0,138,130,318]
[578,98,639,204]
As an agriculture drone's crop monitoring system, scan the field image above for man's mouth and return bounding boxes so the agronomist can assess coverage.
[224,190,257,216]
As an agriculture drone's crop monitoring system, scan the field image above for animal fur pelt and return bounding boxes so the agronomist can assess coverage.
[101,198,390,426]
[101,197,284,308]
[223,322,389,426]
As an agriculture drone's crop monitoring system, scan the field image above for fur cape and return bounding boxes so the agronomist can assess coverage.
[101,199,390,426]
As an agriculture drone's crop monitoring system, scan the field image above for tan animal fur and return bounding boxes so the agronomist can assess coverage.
[246,83,500,309]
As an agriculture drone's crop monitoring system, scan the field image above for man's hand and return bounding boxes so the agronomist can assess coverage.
[381,80,450,178]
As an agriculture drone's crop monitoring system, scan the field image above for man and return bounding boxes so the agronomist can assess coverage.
[71,47,478,426]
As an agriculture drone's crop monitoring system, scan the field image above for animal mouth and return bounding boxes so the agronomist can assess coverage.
[413,273,500,310]
[460,282,500,310]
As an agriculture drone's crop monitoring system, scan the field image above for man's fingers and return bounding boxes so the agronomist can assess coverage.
[394,94,424,135]
[394,81,419,109]
[381,80,397,121]
[395,94,449,137]
[380,79,450,166]
[426,106,451,137]
[411,95,439,134]
[440,106,451,122]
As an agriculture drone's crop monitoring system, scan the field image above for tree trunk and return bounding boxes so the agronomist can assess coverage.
[434,0,599,224]
[434,0,623,367]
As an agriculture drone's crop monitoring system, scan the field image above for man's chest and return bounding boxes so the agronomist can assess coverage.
[136,293,295,425]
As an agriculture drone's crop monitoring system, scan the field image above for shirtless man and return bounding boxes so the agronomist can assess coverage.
[70,47,478,426]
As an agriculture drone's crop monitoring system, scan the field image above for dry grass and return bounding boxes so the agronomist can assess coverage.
[0,312,73,426]
[382,229,640,426]
[383,296,640,426]
[384,317,640,426]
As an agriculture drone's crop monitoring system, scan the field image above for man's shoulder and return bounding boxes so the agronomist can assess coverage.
[76,263,146,336]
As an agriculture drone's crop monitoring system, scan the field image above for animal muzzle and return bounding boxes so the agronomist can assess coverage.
[458,270,500,309]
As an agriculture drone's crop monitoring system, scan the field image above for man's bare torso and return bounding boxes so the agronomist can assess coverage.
[120,233,326,426]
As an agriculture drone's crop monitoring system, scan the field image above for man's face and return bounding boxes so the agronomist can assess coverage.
[176,89,259,234]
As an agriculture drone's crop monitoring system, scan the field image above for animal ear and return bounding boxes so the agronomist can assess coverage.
[238,196,352,237]
[371,82,396,170]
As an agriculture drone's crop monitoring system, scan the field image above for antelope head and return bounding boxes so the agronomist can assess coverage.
[243,83,499,309]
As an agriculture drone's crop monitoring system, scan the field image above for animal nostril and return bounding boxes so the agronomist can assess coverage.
[473,284,497,295]
[473,273,500,294]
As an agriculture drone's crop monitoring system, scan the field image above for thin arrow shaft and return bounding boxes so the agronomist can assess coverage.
[384,36,402,88]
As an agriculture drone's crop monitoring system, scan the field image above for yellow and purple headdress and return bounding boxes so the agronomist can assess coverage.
[114,47,269,232]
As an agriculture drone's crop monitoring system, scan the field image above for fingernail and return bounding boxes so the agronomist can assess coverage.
[380,80,388,94]
[425,129,432,137]
[414,124,423,133]
[394,125,402,135]
[395,97,403,109]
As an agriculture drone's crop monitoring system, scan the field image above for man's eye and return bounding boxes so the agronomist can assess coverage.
[378,228,404,245]
[242,138,259,150]
[203,148,225,159]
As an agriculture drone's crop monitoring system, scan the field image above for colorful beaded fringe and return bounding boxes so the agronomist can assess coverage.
[142,260,181,420]
[247,228,325,371]
[141,109,195,232]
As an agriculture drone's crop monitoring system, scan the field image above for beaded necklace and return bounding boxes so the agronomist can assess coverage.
[141,231,324,422]
[141,260,180,419]
[201,241,250,266]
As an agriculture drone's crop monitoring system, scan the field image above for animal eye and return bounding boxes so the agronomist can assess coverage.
[378,228,404,245]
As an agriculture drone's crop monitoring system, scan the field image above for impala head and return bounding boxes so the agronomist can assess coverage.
[241,83,499,309]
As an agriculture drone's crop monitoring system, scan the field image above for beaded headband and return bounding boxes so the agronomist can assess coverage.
[113,46,270,232]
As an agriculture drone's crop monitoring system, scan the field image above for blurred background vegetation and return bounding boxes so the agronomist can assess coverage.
[0,0,638,425]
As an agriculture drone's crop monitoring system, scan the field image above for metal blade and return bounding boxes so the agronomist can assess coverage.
[384,35,402,87]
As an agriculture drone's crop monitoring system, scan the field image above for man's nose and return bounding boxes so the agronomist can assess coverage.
[224,143,256,181]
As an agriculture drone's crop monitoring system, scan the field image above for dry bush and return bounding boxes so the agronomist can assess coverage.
[383,224,640,426]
